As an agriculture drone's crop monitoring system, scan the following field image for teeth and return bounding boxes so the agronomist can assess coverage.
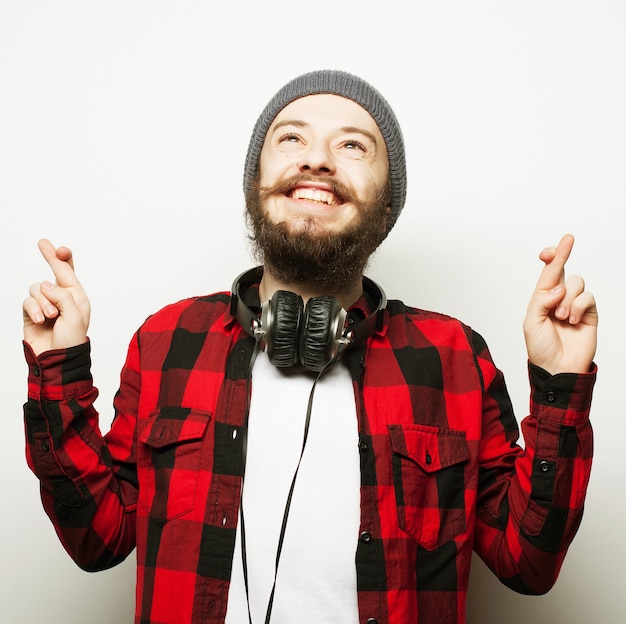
[291,187,339,205]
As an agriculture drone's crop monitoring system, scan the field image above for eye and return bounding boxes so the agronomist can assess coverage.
[341,140,367,152]
[278,133,302,144]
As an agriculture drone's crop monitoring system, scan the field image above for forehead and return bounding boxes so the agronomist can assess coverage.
[269,93,384,141]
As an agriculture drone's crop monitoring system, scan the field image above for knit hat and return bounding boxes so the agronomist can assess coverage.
[243,69,407,235]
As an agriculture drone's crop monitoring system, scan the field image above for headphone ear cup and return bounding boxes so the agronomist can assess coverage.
[300,296,343,372]
[266,290,303,368]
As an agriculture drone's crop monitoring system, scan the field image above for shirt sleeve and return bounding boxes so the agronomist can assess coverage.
[23,337,140,571]
[472,343,595,595]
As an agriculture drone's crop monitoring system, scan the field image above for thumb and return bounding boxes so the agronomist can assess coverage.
[40,279,90,330]
[525,283,565,333]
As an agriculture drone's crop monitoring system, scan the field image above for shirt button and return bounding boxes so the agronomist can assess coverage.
[40,441,50,453]
[546,391,557,403]
[359,440,369,452]
[367,619,379,624]
[360,531,372,544]
[539,460,551,473]
[33,366,41,377]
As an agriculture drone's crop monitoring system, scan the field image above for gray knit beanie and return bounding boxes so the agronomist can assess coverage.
[243,69,407,235]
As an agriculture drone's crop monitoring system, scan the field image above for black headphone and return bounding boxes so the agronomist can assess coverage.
[230,267,387,372]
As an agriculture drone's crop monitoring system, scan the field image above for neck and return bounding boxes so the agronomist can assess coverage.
[259,268,363,310]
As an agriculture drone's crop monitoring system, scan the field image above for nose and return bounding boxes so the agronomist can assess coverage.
[297,143,336,176]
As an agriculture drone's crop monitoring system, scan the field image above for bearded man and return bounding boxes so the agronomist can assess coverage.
[22,70,597,624]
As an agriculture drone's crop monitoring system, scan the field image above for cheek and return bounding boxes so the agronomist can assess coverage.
[259,148,300,185]
[258,148,276,185]
[365,167,389,200]
[261,195,287,222]
[348,171,383,200]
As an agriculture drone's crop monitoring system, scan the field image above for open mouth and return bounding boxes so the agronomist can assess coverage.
[288,186,344,206]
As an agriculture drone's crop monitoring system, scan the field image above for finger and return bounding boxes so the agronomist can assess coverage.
[23,295,47,325]
[55,245,75,271]
[554,274,585,321]
[569,290,598,326]
[28,281,59,319]
[36,280,85,327]
[25,280,90,350]
[37,239,79,286]
[535,233,575,292]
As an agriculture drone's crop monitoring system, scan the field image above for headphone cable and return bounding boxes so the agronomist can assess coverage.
[239,341,339,624]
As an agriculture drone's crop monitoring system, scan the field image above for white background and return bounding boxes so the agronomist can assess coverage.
[1,1,624,622]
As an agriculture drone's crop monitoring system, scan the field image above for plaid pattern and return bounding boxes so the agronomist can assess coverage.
[23,289,595,624]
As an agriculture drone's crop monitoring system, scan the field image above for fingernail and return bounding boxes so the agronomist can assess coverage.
[556,306,567,318]
[551,285,563,295]
[42,281,53,290]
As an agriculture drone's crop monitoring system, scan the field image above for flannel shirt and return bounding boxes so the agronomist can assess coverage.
[23,286,595,624]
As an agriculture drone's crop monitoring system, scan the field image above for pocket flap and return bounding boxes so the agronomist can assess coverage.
[388,424,469,473]
[140,408,212,449]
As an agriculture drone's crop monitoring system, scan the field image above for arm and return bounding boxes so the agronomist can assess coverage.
[23,240,138,570]
[473,345,595,594]
[474,234,597,593]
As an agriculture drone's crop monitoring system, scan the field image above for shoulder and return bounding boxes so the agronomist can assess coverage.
[385,298,483,351]
[139,291,232,334]
[386,298,468,329]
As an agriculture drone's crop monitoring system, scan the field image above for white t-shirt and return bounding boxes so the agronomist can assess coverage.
[225,352,361,623]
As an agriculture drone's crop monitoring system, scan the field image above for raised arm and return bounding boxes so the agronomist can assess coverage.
[23,239,138,570]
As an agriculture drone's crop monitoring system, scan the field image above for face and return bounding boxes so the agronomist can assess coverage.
[258,93,390,235]
[246,94,392,293]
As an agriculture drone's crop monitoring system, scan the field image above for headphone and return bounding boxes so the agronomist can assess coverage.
[230,267,387,372]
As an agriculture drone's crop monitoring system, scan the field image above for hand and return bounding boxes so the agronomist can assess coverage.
[23,239,91,356]
[523,234,598,375]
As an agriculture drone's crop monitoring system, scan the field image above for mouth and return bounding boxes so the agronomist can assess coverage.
[287,185,344,206]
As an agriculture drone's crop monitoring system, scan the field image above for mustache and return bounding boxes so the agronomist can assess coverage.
[255,174,358,205]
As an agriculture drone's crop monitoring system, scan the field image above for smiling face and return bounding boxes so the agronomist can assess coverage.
[258,93,390,235]
[246,93,392,294]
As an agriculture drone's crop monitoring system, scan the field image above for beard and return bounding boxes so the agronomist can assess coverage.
[246,174,392,294]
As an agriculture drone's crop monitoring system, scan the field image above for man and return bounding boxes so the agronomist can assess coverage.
[22,70,597,624]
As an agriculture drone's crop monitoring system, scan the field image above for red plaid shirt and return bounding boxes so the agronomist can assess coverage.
[23,287,595,624]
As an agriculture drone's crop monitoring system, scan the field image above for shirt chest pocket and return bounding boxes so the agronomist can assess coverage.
[138,408,212,523]
[389,424,470,551]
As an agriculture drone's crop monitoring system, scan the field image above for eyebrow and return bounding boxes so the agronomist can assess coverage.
[271,119,381,148]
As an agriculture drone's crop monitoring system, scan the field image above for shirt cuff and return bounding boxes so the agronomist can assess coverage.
[24,340,93,401]
[528,361,597,425]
